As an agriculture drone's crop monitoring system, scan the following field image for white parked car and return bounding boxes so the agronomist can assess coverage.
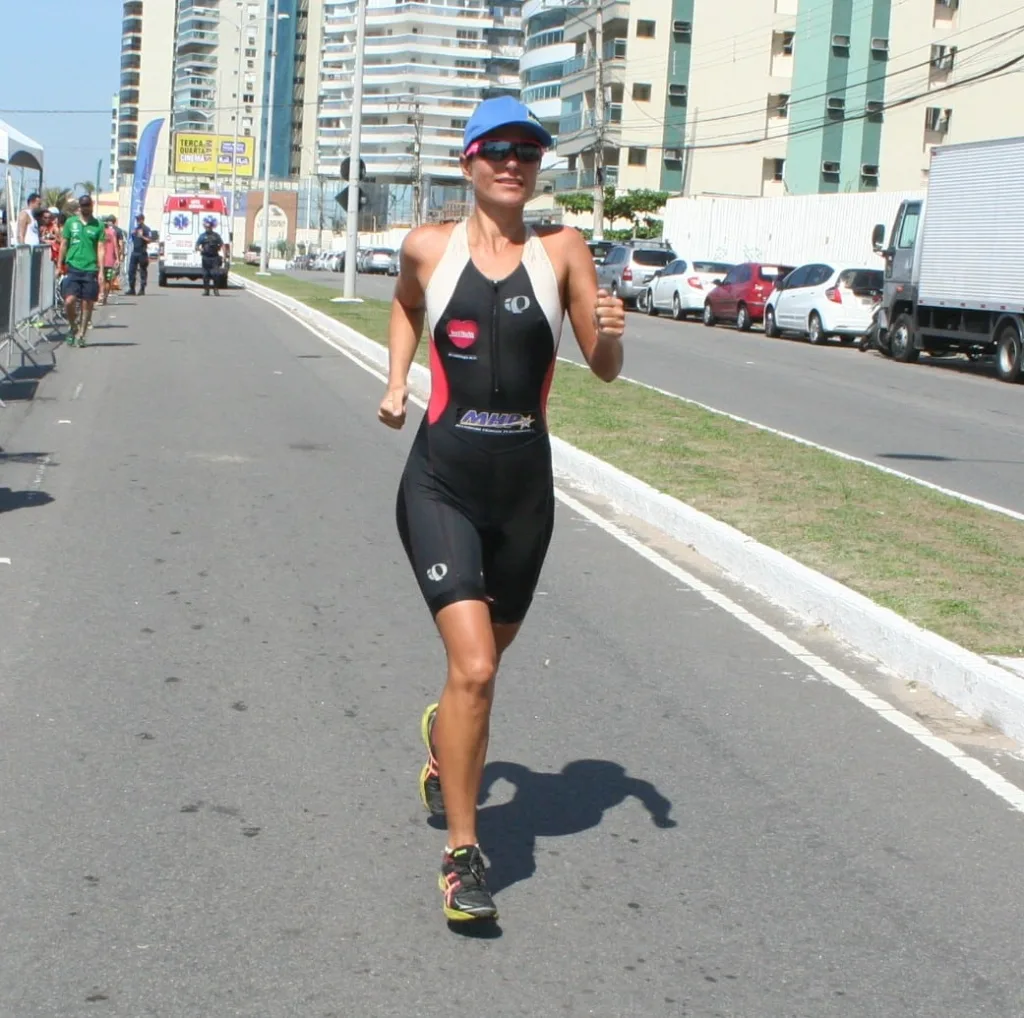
[640,258,734,319]
[764,263,884,344]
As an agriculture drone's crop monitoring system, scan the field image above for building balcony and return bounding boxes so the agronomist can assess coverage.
[563,0,630,42]
[178,54,219,72]
[176,29,219,51]
[556,105,622,156]
[552,165,618,191]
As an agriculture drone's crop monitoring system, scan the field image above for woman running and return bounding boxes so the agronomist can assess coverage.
[378,95,626,923]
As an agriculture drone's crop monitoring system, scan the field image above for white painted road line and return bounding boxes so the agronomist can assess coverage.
[243,280,1024,816]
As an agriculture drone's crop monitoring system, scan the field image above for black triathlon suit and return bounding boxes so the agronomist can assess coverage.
[396,220,564,624]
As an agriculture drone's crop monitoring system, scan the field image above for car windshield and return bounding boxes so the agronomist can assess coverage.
[694,261,732,274]
[840,269,884,292]
[633,250,674,267]
[759,265,793,281]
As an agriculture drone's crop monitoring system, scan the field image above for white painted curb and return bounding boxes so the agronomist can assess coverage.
[233,273,1024,744]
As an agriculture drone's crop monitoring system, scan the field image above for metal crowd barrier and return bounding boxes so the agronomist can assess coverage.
[1,244,62,404]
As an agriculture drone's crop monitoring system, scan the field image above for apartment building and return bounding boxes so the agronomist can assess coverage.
[520,0,576,176]
[117,0,176,180]
[316,0,525,225]
[877,0,1024,191]
[554,0,691,194]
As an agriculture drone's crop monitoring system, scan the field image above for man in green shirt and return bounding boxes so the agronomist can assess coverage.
[58,193,106,346]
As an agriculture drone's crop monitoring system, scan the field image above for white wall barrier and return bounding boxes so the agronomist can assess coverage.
[662,191,926,268]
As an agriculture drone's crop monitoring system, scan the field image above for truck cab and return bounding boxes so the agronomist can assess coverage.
[872,199,924,362]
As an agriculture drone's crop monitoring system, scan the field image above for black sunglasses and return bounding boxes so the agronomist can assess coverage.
[470,140,543,164]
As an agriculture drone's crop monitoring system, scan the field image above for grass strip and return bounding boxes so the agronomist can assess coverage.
[235,264,1024,657]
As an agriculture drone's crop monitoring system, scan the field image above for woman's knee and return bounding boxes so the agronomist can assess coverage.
[448,651,498,696]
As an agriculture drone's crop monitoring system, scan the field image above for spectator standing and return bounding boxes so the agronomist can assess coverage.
[127,214,152,296]
[99,217,120,305]
[17,192,41,245]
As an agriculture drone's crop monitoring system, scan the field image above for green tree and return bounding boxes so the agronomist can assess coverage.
[75,180,97,197]
[42,187,74,213]
[555,187,670,238]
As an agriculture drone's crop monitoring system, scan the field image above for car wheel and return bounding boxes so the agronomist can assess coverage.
[736,303,752,331]
[644,290,658,316]
[995,322,1023,382]
[889,313,920,363]
[702,301,716,327]
[764,306,779,338]
[672,293,685,321]
[807,312,826,344]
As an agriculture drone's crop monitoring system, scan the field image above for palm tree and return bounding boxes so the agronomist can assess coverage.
[43,186,74,213]
[75,180,97,198]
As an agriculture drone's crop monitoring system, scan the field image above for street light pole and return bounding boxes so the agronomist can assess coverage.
[229,5,249,248]
[258,0,286,275]
[342,0,367,299]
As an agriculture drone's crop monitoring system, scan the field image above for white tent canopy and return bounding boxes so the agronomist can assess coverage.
[0,119,44,172]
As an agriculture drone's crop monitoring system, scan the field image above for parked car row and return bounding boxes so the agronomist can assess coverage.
[295,247,400,275]
[591,240,883,346]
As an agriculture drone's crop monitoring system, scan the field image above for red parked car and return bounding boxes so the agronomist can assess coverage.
[702,262,795,331]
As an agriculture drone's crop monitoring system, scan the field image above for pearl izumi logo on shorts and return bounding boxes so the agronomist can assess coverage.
[504,295,531,315]
[447,319,479,349]
[456,409,536,434]
[427,563,448,582]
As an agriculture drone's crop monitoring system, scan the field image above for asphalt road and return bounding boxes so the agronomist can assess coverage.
[290,267,1024,513]
[4,280,1024,1016]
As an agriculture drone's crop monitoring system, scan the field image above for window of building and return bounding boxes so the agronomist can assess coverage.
[632,83,651,102]
[637,20,656,38]
[628,147,647,166]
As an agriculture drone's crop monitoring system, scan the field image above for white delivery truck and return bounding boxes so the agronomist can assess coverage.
[872,135,1024,382]
[158,194,230,290]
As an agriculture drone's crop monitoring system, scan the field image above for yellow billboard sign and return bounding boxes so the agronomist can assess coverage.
[173,133,255,178]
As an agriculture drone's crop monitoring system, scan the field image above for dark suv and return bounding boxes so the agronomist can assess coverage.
[595,241,676,307]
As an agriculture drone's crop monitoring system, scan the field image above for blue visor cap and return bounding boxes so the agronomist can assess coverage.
[463,96,553,152]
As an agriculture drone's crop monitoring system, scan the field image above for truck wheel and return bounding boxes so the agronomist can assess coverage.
[995,322,1023,382]
[889,313,920,363]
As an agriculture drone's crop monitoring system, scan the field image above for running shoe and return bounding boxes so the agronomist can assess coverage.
[419,702,445,815]
[439,845,498,922]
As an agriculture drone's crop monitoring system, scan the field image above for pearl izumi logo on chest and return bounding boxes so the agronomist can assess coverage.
[504,295,531,315]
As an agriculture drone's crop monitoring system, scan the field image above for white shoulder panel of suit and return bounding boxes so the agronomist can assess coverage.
[425,220,564,351]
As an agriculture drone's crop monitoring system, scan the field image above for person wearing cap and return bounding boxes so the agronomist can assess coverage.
[127,214,152,296]
[40,209,62,263]
[378,95,626,924]
[195,216,225,296]
[57,194,106,345]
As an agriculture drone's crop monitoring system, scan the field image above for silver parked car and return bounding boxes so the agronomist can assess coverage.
[364,248,397,274]
[595,242,676,307]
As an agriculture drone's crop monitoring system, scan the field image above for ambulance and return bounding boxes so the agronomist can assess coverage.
[157,194,231,289]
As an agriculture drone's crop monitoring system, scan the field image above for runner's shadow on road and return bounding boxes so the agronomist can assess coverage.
[0,488,54,513]
[432,759,676,897]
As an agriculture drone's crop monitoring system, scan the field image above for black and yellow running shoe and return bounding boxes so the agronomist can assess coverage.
[419,702,445,815]
[439,845,498,922]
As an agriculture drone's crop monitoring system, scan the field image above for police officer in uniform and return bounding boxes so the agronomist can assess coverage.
[196,216,225,296]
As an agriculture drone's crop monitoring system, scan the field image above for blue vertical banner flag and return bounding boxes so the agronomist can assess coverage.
[130,118,164,223]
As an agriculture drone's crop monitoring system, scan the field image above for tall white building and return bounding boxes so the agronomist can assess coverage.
[520,0,574,180]
[316,0,525,226]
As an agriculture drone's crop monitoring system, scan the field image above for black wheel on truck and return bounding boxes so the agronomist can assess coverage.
[889,313,920,363]
[995,321,1023,383]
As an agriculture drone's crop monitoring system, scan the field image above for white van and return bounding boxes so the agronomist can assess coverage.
[158,194,231,289]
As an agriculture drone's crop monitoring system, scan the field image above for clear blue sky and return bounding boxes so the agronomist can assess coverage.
[1,0,123,190]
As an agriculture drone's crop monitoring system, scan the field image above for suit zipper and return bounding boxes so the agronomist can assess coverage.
[491,280,500,396]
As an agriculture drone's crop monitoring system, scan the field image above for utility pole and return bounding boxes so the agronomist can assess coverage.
[592,0,605,241]
[411,100,424,227]
[258,0,287,274]
[343,0,367,299]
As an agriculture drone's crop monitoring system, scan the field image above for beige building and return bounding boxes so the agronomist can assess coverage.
[555,0,690,193]
[878,0,1024,190]
[683,0,796,197]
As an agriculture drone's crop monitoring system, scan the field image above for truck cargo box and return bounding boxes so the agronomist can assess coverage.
[919,136,1024,313]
